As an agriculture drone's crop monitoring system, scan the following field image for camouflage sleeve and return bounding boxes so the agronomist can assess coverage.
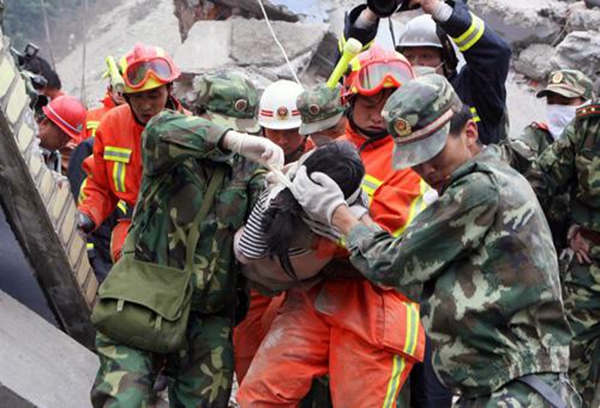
[346,172,498,295]
[142,111,232,176]
[528,120,578,208]
[246,166,267,217]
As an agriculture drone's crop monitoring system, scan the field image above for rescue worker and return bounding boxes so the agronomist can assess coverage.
[37,95,86,173]
[237,46,426,407]
[259,79,312,163]
[341,0,511,145]
[505,69,593,174]
[291,73,579,407]
[84,82,126,140]
[90,103,284,408]
[296,83,347,145]
[77,43,185,262]
[505,69,593,252]
[529,98,600,406]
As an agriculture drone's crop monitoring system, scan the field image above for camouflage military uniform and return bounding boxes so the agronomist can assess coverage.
[91,111,265,408]
[297,83,346,143]
[531,102,600,406]
[346,75,576,405]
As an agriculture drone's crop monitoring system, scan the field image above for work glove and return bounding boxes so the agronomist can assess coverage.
[222,131,285,171]
[290,166,346,225]
[77,211,95,234]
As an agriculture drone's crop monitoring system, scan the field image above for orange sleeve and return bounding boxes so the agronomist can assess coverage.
[370,170,425,237]
[77,121,119,227]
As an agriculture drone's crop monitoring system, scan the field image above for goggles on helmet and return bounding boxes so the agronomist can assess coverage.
[353,60,414,96]
[124,58,176,90]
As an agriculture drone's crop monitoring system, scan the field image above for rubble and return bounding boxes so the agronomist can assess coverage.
[550,30,600,78]
[514,44,557,81]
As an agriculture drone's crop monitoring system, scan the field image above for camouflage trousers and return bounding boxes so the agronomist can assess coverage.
[91,312,234,408]
[562,253,600,407]
[457,373,581,408]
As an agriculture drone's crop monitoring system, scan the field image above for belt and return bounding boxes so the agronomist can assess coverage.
[518,374,566,408]
[579,227,600,246]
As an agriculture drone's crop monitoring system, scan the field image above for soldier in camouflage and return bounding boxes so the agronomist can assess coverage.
[504,70,593,251]
[90,75,283,407]
[530,99,600,407]
[290,74,580,407]
[297,83,347,145]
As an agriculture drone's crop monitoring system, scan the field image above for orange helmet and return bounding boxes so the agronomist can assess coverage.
[343,45,415,103]
[42,95,87,141]
[120,43,181,94]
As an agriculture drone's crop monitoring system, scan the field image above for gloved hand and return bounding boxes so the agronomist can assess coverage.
[290,166,346,224]
[222,131,285,171]
[77,212,95,234]
[302,216,342,242]
[348,203,369,221]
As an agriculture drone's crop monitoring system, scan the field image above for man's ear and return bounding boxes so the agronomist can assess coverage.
[463,119,479,148]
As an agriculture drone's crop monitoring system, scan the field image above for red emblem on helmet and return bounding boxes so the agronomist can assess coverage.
[276,106,289,120]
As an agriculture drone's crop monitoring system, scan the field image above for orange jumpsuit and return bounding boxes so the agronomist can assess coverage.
[84,93,117,141]
[78,104,145,262]
[237,126,427,407]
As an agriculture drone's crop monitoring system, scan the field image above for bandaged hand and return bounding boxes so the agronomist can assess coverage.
[290,166,346,224]
[222,131,284,170]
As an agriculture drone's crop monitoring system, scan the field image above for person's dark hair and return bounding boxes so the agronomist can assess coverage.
[262,141,365,278]
[24,55,62,90]
[449,104,473,136]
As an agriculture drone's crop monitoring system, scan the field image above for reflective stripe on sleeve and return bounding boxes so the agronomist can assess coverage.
[451,13,485,52]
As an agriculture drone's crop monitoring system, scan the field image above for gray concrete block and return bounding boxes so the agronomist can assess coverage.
[0,290,99,408]
[173,20,234,73]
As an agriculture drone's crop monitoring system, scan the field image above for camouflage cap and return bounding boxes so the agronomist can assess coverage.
[194,71,260,134]
[297,83,346,135]
[382,74,463,169]
[536,69,594,101]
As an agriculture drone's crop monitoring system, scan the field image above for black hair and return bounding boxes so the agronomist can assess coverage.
[262,141,365,278]
[449,104,473,136]
[24,56,62,90]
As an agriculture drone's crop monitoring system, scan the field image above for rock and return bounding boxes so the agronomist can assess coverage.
[550,30,600,78]
[0,290,99,407]
[505,72,547,136]
[57,0,182,106]
[514,44,556,80]
[467,0,566,48]
[567,1,600,31]
[173,20,234,74]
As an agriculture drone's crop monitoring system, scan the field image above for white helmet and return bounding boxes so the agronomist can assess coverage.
[397,15,443,49]
[259,80,304,130]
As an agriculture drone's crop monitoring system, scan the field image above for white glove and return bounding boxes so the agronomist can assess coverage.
[302,216,342,242]
[222,131,284,170]
[290,166,346,224]
[348,203,369,220]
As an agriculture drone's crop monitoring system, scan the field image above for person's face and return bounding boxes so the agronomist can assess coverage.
[37,118,70,151]
[127,85,169,124]
[402,46,444,74]
[412,120,478,193]
[546,93,585,106]
[352,90,393,135]
[110,86,126,106]
[264,127,305,157]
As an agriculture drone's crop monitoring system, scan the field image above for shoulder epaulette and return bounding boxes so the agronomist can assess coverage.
[576,104,600,119]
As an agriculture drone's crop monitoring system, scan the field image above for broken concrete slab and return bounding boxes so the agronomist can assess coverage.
[567,1,600,31]
[230,18,328,69]
[468,0,566,48]
[550,30,600,78]
[173,20,234,74]
[514,43,556,81]
[0,290,99,408]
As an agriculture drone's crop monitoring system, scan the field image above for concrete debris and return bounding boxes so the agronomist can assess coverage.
[514,44,557,81]
[567,1,600,31]
[550,30,600,78]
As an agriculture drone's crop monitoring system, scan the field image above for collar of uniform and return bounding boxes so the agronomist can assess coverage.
[443,147,500,194]
[344,123,392,151]
[101,92,117,109]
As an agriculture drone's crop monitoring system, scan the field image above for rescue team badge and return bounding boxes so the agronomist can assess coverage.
[234,99,248,112]
[551,72,564,84]
[394,118,412,137]
[277,106,289,120]
[308,104,320,116]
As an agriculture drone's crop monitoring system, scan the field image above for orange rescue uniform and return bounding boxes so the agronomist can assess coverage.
[237,126,427,407]
[78,104,145,261]
[84,92,117,141]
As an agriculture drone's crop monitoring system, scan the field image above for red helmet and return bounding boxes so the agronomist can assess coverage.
[343,45,415,103]
[120,43,181,94]
[42,95,87,141]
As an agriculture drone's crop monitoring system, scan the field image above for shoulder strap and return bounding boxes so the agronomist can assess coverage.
[185,166,227,271]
